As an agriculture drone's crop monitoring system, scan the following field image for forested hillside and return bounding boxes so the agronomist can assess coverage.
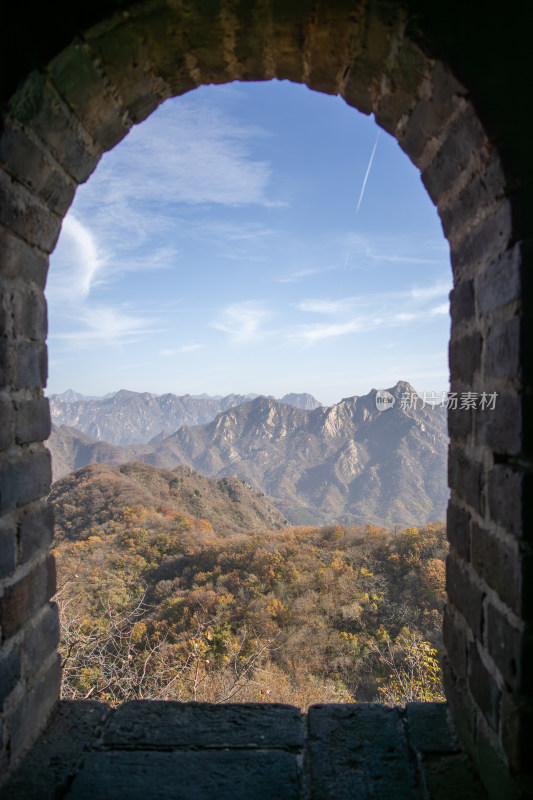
[51,462,447,709]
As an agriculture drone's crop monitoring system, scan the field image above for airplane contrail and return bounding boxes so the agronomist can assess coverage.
[356,130,380,214]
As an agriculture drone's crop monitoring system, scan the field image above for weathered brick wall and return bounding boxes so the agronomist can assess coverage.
[0,1,529,795]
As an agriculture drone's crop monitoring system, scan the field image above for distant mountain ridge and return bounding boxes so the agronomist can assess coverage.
[47,382,449,527]
[49,390,323,445]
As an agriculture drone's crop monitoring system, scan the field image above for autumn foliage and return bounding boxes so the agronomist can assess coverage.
[52,470,447,708]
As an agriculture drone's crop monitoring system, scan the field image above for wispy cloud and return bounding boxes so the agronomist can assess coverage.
[211,301,270,342]
[297,297,359,314]
[431,303,450,315]
[50,306,162,349]
[294,319,362,344]
[341,232,447,267]
[292,281,450,345]
[87,95,277,215]
[276,265,338,284]
[160,343,206,356]
[47,215,104,303]
[410,283,451,300]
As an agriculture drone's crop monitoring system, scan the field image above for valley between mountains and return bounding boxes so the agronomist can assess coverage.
[48,381,448,528]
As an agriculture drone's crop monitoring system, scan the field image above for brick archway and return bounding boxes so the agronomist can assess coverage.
[0,2,528,795]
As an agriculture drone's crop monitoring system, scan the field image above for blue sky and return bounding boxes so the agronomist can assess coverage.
[46,80,451,405]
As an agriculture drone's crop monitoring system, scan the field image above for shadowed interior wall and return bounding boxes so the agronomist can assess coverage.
[0,1,531,796]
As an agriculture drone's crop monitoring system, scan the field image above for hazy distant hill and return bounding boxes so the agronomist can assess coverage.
[49,390,322,445]
[279,393,322,410]
[48,382,448,527]
[50,461,288,538]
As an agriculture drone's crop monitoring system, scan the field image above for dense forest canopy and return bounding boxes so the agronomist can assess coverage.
[51,462,446,708]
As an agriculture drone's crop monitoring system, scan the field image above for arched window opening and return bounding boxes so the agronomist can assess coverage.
[45,80,452,709]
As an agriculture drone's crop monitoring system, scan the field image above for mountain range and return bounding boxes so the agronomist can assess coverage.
[47,382,449,527]
[49,390,322,445]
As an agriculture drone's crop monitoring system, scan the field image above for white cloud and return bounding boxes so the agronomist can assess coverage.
[181,343,205,353]
[276,265,337,284]
[47,215,104,304]
[341,232,448,266]
[410,283,451,300]
[50,306,162,349]
[431,303,450,315]
[292,292,447,345]
[294,319,362,344]
[89,96,276,212]
[211,301,270,342]
[160,343,206,356]
[297,297,358,314]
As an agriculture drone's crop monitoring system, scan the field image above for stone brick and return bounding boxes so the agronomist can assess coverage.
[0,515,17,578]
[500,692,533,774]
[0,393,13,451]
[476,393,521,455]
[448,446,483,514]
[0,117,76,216]
[8,73,101,183]
[0,555,56,640]
[450,200,513,279]
[0,447,51,514]
[468,643,500,730]
[1,700,111,800]
[0,645,21,706]
[9,286,47,342]
[443,604,468,681]
[488,464,522,537]
[307,704,417,799]
[0,340,47,390]
[475,715,518,799]
[447,498,471,560]
[103,701,303,749]
[486,602,521,689]
[421,105,487,204]
[0,226,49,289]
[67,749,300,800]
[18,502,54,564]
[441,656,476,746]
[446,553,484,639]
[107,5,197,97]
[447,403,473,443]
[343,11,397,115]
[422,752,490,799]
[9,654,61,764]
[440,150,507,241]
[374,38,429,135]
[404,702,460,754]
[484,317,520,382]
[304,7,368,97]
[47,40,132,153]
[14,395,51,445]
[449,332,481,384]
[23,604,60,669]
[470,522,521,613]
[0,168,61,254]
[86,21,169,125]
[449,280,474,326]
[477,243,524,317]
[399,61,467,164]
